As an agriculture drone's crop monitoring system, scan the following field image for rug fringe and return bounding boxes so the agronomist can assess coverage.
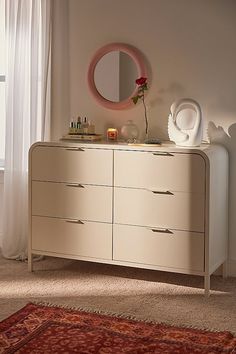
[31,300,232,335]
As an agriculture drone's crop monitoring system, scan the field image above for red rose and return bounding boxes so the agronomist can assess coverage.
[136,77,147,86]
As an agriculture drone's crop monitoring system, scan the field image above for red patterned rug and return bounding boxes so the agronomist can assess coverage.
[0,303,235,353]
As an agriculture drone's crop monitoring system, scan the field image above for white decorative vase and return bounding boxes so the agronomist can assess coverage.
[121,120,139,142]
[168,98,203,147]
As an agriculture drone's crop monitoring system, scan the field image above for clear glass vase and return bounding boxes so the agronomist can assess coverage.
[121,120,139,143]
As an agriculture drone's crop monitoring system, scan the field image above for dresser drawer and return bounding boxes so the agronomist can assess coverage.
[31,146,113,185]
[32,216,112,260]
[32,181,112,222]
[114,187,204,232]
[113,224,204,272]
[114,150,205,193]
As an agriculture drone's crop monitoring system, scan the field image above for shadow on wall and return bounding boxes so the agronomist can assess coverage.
[149,81,186,109]
[208,122,236,259]
[147,82,186,139]
[207,121,236,159]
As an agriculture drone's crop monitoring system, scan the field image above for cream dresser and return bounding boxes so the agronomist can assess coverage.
[28,141,228,295]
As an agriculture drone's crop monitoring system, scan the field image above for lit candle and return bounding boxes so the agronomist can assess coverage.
[107,128,118,141]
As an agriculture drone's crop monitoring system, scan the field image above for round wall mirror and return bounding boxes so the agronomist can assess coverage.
[87,43,147,110]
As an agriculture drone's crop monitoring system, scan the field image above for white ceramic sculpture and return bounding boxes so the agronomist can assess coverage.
[168,98,203,147]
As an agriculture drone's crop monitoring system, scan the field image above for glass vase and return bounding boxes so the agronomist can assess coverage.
[121,120,139,143]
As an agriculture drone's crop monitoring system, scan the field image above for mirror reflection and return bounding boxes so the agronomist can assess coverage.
[94,51,138,103]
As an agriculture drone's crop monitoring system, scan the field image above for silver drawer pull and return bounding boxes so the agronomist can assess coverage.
[150,228,173,234]
[152,152,174,156]
[66,183,84,188]
[63,219,84,224]
[65,147,84,151]
[152,190,173,195]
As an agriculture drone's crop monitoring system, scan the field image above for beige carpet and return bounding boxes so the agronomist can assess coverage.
[0,254,236,334]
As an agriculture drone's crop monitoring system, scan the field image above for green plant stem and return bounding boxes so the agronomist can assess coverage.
[142,94,148,136]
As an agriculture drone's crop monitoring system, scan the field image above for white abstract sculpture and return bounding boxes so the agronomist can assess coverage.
[168,98,203,147]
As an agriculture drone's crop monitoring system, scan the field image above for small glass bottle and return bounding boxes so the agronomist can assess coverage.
[88,120,95,134]
[82,117,89,134]
[76,116,82,134]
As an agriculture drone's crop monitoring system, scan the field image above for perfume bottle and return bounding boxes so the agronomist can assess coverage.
[76,116,82,134]
[82,117,89,134]
[88,120,95,134]
[69,121,77,134]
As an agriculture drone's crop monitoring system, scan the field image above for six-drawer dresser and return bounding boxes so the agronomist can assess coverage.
[28,141,228,296]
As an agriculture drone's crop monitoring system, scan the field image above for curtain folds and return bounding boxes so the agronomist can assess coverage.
[1,0,51,259]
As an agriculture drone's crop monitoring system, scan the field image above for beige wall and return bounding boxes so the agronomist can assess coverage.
[52,0,236,270]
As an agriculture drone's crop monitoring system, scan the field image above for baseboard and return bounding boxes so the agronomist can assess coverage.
[213,260,236,277]
[229,259,236,277]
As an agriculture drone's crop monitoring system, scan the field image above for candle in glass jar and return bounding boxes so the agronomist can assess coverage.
[107,128,118,141]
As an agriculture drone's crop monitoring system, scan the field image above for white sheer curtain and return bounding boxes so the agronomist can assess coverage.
[1,0,51,259]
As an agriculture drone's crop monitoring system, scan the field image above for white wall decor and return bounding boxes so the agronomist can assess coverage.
[168,98,203,147]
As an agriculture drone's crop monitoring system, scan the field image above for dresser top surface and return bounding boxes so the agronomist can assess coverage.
[30,140,227,158]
